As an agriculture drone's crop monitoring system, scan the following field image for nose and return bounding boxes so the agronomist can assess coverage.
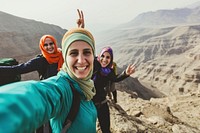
[102,57,107,62]
[77,54,85,64]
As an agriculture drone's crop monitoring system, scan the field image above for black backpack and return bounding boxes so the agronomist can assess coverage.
[0,58,21,85]
[61,79,81,133]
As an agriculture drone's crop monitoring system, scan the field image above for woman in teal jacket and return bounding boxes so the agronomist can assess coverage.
[0,27,97,133]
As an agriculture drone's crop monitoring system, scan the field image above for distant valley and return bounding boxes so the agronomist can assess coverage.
[95,3,200,96]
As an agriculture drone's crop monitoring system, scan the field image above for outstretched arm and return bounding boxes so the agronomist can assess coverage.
[0,57,43,76]
[0,77,72,133]
[77,9,85,28]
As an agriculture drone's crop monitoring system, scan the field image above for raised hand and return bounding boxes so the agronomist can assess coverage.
[125,64,135,75]
[77,9,85,28]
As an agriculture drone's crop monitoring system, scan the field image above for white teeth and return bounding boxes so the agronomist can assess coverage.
[76,66,86,70]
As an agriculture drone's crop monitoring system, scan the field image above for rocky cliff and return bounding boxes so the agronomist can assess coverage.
[0,11,66,59]
[95,5,200,132]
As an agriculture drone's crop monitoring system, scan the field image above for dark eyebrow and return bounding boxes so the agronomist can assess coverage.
[69,49,78,52]
[68,48,92,53]
[68,49,78,55]
[83,48,92,51]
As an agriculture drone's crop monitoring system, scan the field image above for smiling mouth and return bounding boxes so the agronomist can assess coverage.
[75,66,87,71]
[48,48,54,51]
[101,62,108,66]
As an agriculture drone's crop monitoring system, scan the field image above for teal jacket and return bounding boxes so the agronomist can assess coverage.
[0,70,97,133]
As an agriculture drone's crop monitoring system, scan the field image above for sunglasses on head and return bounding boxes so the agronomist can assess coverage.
[44,42,54,47]
[101,55,110,59]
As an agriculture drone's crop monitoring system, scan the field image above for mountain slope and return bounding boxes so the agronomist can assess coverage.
[120,6,200,29]
[0,11,66,58]
[95,2,200,132]
[95,2,200,97]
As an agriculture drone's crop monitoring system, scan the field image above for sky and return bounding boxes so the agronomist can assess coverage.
[1,0,200,34]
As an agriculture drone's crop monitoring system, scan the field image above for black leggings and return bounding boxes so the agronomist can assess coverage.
[112,90,117,103]
[96,102,111,133]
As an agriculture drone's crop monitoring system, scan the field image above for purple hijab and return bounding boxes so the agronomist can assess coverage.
[98,46,113,76]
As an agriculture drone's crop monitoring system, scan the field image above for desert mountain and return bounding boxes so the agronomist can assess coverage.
[0,11,66,59]
[119,2,200,29]
[120,8,200,28]
[96,4,200,96]
[95,2,200,132]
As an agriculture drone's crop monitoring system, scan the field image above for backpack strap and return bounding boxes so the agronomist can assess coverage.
[61,79,81,133]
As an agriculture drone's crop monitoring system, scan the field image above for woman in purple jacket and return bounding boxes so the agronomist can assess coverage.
[92,46,135,133]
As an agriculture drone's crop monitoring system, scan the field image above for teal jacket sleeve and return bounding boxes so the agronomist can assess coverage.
[0,75,72,133]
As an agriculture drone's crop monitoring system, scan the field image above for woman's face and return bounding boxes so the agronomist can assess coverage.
[44,38,55,54]
[100,51,111,68]
[67,41,94,79]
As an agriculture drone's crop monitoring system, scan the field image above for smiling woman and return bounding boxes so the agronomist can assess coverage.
[67,41,94,79]
[43,40,55,54]
[0,27,97,133]
[92,46,135,133]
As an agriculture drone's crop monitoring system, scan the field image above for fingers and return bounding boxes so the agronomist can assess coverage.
[77,9,81,27]
[126,64,131,70]
[81,10,84,22]
[77,9,85,28]
[126,64,136,75]
[130,64,135,70]
[77,9,81,19]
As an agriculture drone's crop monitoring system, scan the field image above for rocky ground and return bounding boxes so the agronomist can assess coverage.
[96,86,200,133]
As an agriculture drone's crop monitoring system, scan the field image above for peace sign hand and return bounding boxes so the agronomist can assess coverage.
[77,9,85,28]
[125,64,135,76]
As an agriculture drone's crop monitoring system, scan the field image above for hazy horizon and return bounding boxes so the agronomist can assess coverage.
[1,0,200,34]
